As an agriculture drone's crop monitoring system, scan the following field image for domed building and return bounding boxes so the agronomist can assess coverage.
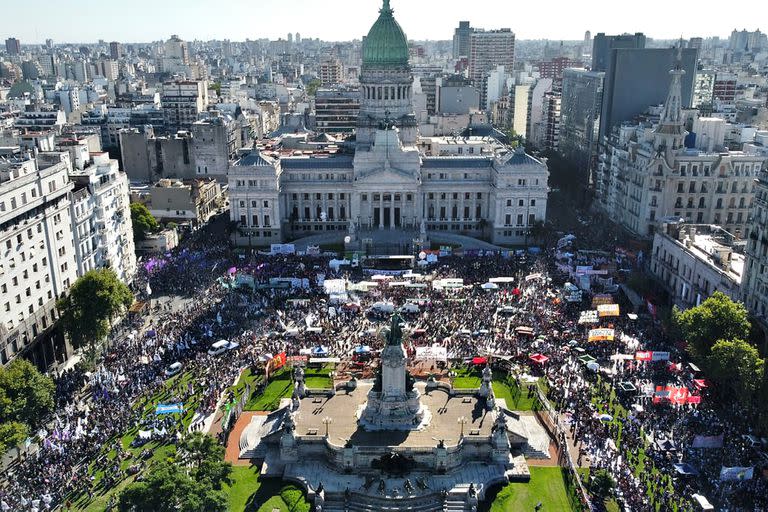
[229,0,550,248]
[357,0,417,145]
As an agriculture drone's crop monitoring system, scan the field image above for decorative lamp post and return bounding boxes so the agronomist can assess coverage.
[322,416,332,437]
[457,416,467,437]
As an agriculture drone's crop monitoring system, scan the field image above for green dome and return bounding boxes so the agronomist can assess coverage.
[362,0,409,68]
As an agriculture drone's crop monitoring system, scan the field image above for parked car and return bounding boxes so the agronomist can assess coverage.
[208,339,240,356]
[165,362,182,377]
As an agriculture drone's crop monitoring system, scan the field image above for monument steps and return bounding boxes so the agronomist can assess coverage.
[341,492,445,512]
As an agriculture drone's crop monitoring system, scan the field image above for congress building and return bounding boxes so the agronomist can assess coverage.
[229,0,549,248]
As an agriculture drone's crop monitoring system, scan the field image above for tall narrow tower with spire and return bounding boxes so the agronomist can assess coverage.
[653,41,687,155]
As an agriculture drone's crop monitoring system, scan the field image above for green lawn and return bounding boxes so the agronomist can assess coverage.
[225,465,261,511]
[491,374,542,411]
[245,366,334,411]
[486,467,576,511]
[223,469,310,512]
[452,366,482,388]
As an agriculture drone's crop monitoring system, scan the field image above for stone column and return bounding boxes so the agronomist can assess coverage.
[379,193,384,229]
[390,194,395,229]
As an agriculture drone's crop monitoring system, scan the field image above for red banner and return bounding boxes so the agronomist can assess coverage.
[653,385,691,405]
[267,352,287,374]
[635,351,653,361]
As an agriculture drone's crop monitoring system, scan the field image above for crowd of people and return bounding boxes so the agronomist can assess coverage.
[0,219,766,511]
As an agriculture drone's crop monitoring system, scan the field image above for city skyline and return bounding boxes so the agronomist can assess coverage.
[2,0,765,45]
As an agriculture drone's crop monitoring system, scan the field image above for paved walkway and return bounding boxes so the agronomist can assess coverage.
[225,411,264,465]
[290,230,506,252]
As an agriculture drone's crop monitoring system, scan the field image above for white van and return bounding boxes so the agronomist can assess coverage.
[208,339,239,356]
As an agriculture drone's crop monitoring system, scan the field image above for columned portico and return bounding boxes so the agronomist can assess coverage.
[353,189,417,230]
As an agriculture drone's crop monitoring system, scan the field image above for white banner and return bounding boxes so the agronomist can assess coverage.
[578,310,599,324]
[415,345,448,362]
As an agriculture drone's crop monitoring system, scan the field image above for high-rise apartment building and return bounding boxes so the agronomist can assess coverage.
[109,41,123,60]
[164,34,190,64]
[538,57,583,85]
[318,59,344,86]
[161,80,209,133]
[713,73,737,103]
[559,68,604,173]
[599,47,697,142]
[5,37,21,56]
[729,29,767,51]
[468,29,515,108]
[741,170,768,320]
[452,21,473,59]
[591,32,646,72]
[314,88,360,134]
[190,110,244,183]
[0,153,76,367]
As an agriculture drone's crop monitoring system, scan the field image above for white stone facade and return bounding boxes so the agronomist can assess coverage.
[0,153,77,365]
[741,170,768,321]
[650,220,743,310]
[597,124,765,238]
[69,152,136,284]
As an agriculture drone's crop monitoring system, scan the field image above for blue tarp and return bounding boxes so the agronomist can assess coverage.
[156,403,183,415]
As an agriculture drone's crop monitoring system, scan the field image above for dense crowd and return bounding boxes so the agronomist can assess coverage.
[0,220,766,511]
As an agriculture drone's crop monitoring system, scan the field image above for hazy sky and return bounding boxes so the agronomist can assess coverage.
[2,0,765,44]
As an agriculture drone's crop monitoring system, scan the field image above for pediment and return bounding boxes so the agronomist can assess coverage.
[356,165,419,184]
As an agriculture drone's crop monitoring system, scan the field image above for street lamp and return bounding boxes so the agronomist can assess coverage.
[322,416,332,437]
[457,416,467,437]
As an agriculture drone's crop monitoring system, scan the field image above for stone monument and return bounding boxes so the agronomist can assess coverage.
[358,313,429,430]
[478,365,492,398]
[294,365,307,398]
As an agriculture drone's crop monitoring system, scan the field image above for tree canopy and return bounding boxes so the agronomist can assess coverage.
[118,433,231,512]
[0,358,54,428]
[671,291,751,359]
[57,268,134,353]
[0,421,28,454]
[130,202,159,242]
[0,359,54,453]
[707,338,765,405]
[305,78,322,97]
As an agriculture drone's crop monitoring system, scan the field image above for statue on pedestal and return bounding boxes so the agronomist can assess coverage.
[294,365,307,398]
[358,313,429,430]
[478,365,492,398]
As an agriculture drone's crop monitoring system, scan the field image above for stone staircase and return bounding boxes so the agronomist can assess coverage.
[238,415,267,459]
[321,491,448,512]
